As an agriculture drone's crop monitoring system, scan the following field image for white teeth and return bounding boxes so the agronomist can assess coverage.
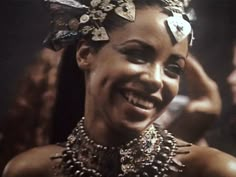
[123,91,154,109]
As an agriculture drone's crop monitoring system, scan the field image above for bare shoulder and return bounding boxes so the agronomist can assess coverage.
[2,145,64,177]
[176,139,236,177]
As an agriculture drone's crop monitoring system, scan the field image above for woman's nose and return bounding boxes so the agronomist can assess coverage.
[140,64,164,93]
[227,69,236,85]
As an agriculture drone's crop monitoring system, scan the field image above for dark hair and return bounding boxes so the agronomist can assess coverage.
[51,44,85,143]
[50,0,190,143]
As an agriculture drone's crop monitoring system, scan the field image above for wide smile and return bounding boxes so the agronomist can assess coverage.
[121,90,156,110]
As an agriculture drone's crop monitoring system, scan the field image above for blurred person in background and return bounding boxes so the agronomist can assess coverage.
[0,48,62,173]
[228,43,236,106]
[206,39,236,156]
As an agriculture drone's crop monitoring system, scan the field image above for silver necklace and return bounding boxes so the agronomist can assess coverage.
[51,117,191,177]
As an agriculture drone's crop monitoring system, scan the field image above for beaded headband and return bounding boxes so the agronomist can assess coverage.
[43,0,194,51]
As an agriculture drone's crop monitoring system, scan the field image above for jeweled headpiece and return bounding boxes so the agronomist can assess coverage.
[43,0,194,50]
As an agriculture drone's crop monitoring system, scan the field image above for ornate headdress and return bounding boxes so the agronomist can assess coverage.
[43,0,194,50]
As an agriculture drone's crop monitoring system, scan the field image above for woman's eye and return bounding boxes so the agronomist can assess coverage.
[164,64,184,77]
[121,49,148,64]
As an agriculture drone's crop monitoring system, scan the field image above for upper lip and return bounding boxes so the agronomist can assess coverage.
[120,87,162,107]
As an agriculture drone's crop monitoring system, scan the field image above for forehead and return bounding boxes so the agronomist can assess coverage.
[107,7,188,56]
[110,7,169,44]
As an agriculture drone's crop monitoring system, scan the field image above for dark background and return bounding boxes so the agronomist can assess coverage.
[0,0,235,123]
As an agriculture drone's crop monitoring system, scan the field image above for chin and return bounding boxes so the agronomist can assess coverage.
[117,117,154,135]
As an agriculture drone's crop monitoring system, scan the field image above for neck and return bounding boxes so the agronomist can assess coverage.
[84,115,142,146]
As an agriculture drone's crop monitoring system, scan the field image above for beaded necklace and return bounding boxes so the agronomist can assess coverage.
[51,117,191,177]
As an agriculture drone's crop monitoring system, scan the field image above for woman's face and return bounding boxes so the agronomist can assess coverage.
[78,7,188,138]
[227,46,236,105]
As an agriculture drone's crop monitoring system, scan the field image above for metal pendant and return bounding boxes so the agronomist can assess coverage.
[166,15,191,43]
[115,1,135,21]
[92,27,109,41]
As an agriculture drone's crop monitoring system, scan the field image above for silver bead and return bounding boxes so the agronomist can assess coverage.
[80,14,90,23]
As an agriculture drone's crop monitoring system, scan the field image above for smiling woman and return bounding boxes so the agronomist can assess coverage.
[82,8,188,139]
[2,0,236,177]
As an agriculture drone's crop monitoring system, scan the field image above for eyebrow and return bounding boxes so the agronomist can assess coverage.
[170,54,187,62]
[113,39,156,54]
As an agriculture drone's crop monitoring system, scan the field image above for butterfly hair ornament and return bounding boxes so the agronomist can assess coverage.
[43,0,194,50]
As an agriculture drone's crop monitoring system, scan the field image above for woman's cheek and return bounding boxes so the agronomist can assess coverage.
[163,78,180,102]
